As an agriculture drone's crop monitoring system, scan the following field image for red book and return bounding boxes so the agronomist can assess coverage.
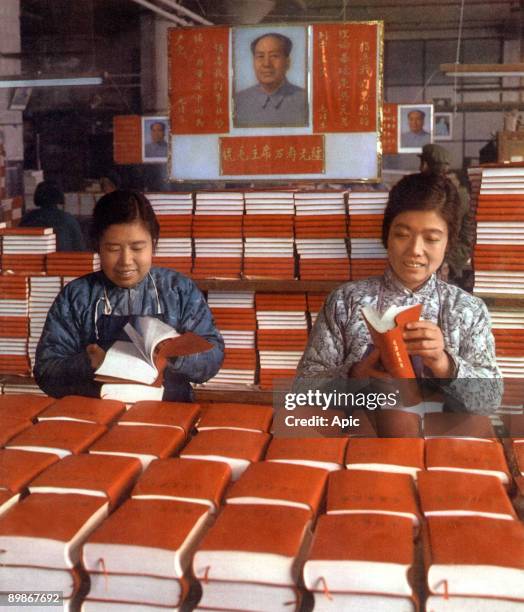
[29,453,142,508]
[89,424,186,470]
[0,448,58,492]
[0,417,33,447]
[37,396,126,425]
[265,437,348,472]
[132,457,231,512]
[6,421,107,458]
[0,394,55,421]
[197,403,273,433]
[0,490,19,517]
[118,400,200,434]
[345,438,425,479]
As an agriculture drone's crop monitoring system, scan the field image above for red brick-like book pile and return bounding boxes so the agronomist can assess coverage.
[192,192,244,279]
[45,252,100,277]
[474,166,524,295]
[347,190,388,280]
[0,276,30,375]
[295,190,350,280]
[204,290,257,387]
[256,293,308,390]
[243,191,295,279]
[0,227,56,274]
[148,192,193,276]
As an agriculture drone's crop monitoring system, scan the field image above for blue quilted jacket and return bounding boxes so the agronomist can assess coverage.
[34,267,224,398]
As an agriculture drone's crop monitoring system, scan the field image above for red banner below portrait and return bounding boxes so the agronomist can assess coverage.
[312,23,379,133]
[220,136,325,175]
[382,103,398,154]
[169,26,230,135]
[113,115,142,164]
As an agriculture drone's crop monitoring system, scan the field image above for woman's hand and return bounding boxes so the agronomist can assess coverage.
[349,348,392,380]
[403,321,453,377]
[86,344,106,369]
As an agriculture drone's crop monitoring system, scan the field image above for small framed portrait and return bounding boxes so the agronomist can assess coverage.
[434,112,452,141]
[232,25,309,129]
[397,103,433,153]
[142,116,169,163]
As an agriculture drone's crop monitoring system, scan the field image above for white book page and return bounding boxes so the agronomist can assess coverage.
[95,340,158,384]
[125,317,178,365]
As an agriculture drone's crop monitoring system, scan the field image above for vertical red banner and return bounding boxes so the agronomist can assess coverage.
[169,27,230,135]
[312,23,378,133]
[382,103,398,154]
[113,115,142,164]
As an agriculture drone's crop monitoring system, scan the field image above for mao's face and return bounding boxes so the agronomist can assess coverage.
[150,123,165,143]
[408,111,424,134]
[253,36,290,92]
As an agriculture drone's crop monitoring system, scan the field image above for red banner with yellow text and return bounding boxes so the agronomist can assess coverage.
[312,23,378,133]
[113,115,142,164]
[169,27,230,135]
[220,135,325,175]
[382,103,398,154]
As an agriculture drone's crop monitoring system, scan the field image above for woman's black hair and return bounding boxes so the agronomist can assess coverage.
[381,172,461,252]
[90,190,160,251]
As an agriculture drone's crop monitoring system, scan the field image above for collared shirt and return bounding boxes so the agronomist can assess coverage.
[296,267,503,413]
[234,79,308,127]
[145,140,168,159]
[401,129,431,148]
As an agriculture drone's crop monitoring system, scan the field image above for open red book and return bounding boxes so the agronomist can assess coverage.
[361,303,422,378]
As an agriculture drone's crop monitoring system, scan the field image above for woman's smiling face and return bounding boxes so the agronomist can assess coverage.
[387,209,448,290]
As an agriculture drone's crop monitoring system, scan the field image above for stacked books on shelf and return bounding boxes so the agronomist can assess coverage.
[0,227,56,274]
[192,192,244,279]
[204,290,257,387]
[149,191,194,276]
[306,292,329,326]
[474,166,524,295]
[243,191,296,279]
[45,252,101,277]
[347,190,389,280]
[0,276,30,375]
[294,190,350,280]
[256,293,308,390]
[28,276,62,370]
[490,308,524,379]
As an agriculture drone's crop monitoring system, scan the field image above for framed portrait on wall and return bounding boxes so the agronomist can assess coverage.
[142,116,169,163]
[434,112,452,141]
[397,103,433,153]
[232,25,309,128]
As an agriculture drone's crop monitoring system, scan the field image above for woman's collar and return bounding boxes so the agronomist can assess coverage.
[383,265,437,297]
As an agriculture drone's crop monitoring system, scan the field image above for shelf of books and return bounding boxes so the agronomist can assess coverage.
[0,394,523,610]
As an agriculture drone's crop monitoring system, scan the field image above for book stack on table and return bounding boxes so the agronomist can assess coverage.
[243,190,296,280]
[473,166,524,295]
[0,276,31,375]
[192,192,244,279]
[255,293,308,390]
[0,226,56,274]
[45,251,101,277]
[149,192,194,276]
[294,190,350,281]
[205,290,257,387]
[347,190,389,280]
[489,308,524,379]
[28,275,62,369]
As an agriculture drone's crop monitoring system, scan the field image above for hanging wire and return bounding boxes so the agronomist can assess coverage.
[453,0,467,113]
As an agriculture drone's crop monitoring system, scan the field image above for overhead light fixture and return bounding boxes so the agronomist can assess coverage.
[0,75,103,88]
[441,63,524,78]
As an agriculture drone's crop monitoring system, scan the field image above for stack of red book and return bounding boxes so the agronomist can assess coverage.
[474,166,524,295]
[256,293,308,390]
[295,190,350,280]
[0,276,30,375]
[489,309,524,380]
[0,227,56,274]
[148,192,193,275]
[243,191,295,279]
[306,292,329,327]
[28,276,62,370]
[45,252,100,278]
[192,192,244,279]
[347,190,388,280]
[204,290,257,387]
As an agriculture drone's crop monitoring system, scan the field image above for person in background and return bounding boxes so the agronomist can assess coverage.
[100,170,121,195]
[295,173,501,414]
[19,180,86,251]
[419,144,474,290]
[34,189,224,401]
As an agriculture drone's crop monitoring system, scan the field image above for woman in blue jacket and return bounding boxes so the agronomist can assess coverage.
[34,190,224,401]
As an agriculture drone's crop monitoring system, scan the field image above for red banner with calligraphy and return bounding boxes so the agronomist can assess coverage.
[312,23,378,133]
[220,136,325,175]
[382,103,398,154]
[169,27,230,135]
[113,115,142,164]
